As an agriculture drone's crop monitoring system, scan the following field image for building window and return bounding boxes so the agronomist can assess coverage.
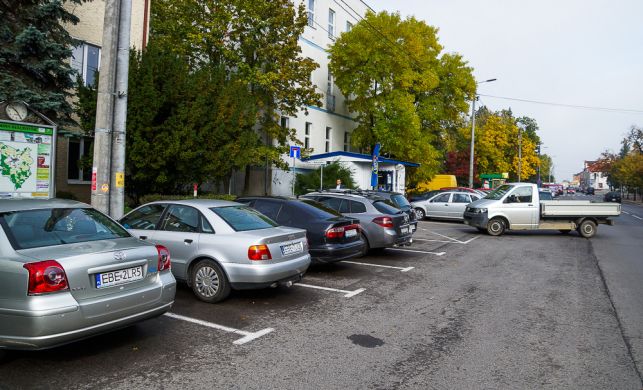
[305,122,311,149]
[68,137,93,182]
[307,0,315,27]
[280,116,289,129]
[343,131,351,152]
[71,42,101,86]
[325,127,331,153]
[346,21,353,32]
[328,9,336,39]
[326,67,335,111]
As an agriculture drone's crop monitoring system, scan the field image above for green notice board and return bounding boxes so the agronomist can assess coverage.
[0,120,56,198]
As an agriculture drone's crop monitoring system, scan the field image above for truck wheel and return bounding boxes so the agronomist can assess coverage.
[487,218,505,236]
[414,208,425,220]
[578,220,597,238]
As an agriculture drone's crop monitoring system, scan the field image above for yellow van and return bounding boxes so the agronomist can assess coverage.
[415,175,457,192]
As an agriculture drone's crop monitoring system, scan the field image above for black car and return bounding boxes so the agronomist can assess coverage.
[237,197,364,263]
[360,190,418,226]
[586,187,595,195]
[603,191,621,203]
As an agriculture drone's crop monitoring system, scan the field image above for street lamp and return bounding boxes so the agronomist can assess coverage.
[468,78,497,188]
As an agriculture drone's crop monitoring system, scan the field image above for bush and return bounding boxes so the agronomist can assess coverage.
[137,193,237,206]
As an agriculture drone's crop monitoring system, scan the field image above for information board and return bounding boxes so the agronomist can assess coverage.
[0,120,55,198]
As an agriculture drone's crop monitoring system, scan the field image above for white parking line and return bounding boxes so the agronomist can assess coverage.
[632,215,642,220]
[296,283,366,297]
[341,260,414,272]
[622,211,630,215]
[164,312,274,345]
[413,236,479,245]
[387,248,446,256]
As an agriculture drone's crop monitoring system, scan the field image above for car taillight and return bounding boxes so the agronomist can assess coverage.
[326,226,345,239]
[248,244,272,260]
[23,260,69,295]
[373,216,394,228]
[156,245,171,271]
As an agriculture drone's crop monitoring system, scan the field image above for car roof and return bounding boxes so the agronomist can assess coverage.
[237,196,297,201]
[303,191,368,200]
[0,198,89,213]
[146,199,241,208]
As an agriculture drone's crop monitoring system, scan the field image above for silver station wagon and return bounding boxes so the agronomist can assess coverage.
[0,199,176,350]
[120,199,311,303]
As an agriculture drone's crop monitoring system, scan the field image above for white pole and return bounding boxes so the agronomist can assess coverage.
[292,156,295,196]
[320,164,323,191]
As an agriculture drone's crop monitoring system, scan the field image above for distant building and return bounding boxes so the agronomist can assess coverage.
[581,160,609,190]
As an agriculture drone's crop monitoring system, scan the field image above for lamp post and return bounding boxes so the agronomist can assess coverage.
[468,78,497,188]
[517,124,523,182]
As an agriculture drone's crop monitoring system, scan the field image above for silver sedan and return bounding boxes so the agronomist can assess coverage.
[412,191,481,220]
[120,199,311,303]
[0,199,176,350]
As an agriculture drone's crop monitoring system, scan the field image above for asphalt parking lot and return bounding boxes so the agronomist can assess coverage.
[1,217,642,389]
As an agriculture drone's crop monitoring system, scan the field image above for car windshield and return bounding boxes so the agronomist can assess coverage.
[372,200,402,214]
[299,200,344,218]
[211,206,278,231]
[0,207,130,250]
[390,194,411,208]
[485,185,513,200]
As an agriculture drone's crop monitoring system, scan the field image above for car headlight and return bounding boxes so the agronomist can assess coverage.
[467,207,487,214]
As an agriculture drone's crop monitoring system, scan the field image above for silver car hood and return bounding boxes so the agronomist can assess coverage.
[467,198,499,209]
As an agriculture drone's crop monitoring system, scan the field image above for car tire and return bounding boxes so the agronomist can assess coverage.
[360,233,371,257]
[191,259,231,303]
[486,217,505,236]
[414,208,425,220]
[578,220,597,238]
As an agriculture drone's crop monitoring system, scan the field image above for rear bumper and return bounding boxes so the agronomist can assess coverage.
[309,240,365,263]
[369,227,413,249]
[225,253,311,289]
[0,272,176,350]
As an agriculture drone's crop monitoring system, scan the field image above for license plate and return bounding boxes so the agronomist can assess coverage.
[410,224,416,232]
[95,266,144,289]
[345,229,357,237]
[401,226,409,234]
[281,241,304,256]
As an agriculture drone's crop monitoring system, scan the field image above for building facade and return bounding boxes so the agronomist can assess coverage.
[580,160,609,191]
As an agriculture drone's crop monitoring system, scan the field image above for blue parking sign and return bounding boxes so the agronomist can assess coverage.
[289,146,301,159]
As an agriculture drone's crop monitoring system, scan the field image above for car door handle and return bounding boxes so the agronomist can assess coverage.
[139,235,147,240]
[184,239,193,244]
[528,204,534,206]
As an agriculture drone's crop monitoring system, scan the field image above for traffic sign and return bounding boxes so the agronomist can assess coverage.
[289,146,301,159]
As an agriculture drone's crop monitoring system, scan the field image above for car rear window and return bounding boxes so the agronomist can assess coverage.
[372,200,401,215]
[0,207,130,250]
[390,194,410,208]
[298,200,344,218]
[210,206,278,231]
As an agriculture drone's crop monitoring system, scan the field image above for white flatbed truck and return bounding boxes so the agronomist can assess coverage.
[463,183,620,238]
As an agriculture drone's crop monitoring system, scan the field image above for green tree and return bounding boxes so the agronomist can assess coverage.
[151,0,320,189]
[328,11,475,184]
[295,162,356,195]
[0,0,86,123]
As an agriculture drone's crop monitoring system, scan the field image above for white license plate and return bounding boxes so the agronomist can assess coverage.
[281,241,304,256]
[401,226,410,234]
[95,266,144,289]
[410,224,416,232]
[345,229,357,237]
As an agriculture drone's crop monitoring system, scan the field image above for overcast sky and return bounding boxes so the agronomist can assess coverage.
[365,0,643,182]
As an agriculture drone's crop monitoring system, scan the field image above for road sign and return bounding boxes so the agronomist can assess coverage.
[289,146,301,159]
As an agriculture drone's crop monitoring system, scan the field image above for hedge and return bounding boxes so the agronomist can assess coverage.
[137,193,237,206]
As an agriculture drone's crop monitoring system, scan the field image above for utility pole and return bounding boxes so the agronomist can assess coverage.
[468,96,476,189]
[91,0,120,215]
[109,0,132,219]
[518,125,522,182]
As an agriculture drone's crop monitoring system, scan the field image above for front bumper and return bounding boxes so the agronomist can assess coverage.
[463,211,489,228]
[0,272,176,350]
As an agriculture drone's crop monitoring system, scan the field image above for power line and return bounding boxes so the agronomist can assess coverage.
[478,94,643,114]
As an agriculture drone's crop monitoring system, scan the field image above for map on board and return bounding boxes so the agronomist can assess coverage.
[0,142,35,190]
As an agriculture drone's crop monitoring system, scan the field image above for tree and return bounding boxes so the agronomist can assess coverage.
[0,0,86,123]
[328,11,475,184]
[295,162,356,195]
[151,0,320,185]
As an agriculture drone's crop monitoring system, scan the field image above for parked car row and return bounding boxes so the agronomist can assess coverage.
[1,191,417,350]
[411,190,482,221]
